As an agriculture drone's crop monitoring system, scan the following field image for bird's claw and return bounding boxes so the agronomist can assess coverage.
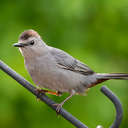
[35,88,46,95]
[53,103,63,113]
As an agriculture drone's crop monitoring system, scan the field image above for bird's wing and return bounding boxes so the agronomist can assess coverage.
[49,47,94,75]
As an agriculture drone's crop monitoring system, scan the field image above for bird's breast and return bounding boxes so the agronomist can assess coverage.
[24,54,65,90]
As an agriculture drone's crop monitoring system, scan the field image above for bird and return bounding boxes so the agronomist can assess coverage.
[13,29,128,112]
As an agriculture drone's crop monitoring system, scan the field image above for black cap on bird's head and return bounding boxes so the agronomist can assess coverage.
[19,29,40,41]
[13,29,41,47]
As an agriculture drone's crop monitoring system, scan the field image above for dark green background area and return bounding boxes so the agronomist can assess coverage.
[0,0,128,128]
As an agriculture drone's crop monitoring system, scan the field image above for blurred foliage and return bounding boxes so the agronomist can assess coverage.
[0,0,128,128]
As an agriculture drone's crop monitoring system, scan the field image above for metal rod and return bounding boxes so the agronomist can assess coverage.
[0,60,88,128]
[101,86,123,128]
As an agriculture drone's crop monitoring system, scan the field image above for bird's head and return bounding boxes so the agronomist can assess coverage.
[13,30,47,57]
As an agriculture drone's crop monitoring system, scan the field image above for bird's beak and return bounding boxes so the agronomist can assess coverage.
[13,43,24,47]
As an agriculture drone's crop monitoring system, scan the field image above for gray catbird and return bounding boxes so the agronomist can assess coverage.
[13,29,128,112]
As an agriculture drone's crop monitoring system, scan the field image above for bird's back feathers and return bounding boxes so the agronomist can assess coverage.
[49,46,94,75]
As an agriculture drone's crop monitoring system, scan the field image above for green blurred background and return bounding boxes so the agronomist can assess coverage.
[0,0,128,128]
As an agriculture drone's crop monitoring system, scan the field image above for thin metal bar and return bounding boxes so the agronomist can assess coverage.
[0,60,88,128]
[101,86,123,128]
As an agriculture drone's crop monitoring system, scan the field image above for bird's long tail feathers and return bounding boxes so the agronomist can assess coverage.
[97,73,128,80]
[88,73,128,88]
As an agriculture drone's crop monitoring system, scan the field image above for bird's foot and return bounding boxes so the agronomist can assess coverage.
[35,88,46,101]
[35,88,47,95]
[53,103,64,113]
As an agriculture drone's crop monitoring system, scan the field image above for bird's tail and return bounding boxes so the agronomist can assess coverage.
[88,73,128,88]
[97,73,128,80]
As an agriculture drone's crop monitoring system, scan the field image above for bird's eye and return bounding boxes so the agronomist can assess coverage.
[30,40,35,45]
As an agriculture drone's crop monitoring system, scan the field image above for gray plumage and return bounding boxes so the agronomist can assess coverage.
[13,30,128,109]
[24,45,97,94]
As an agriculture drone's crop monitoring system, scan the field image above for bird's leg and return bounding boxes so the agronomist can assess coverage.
[53,90,75,113]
